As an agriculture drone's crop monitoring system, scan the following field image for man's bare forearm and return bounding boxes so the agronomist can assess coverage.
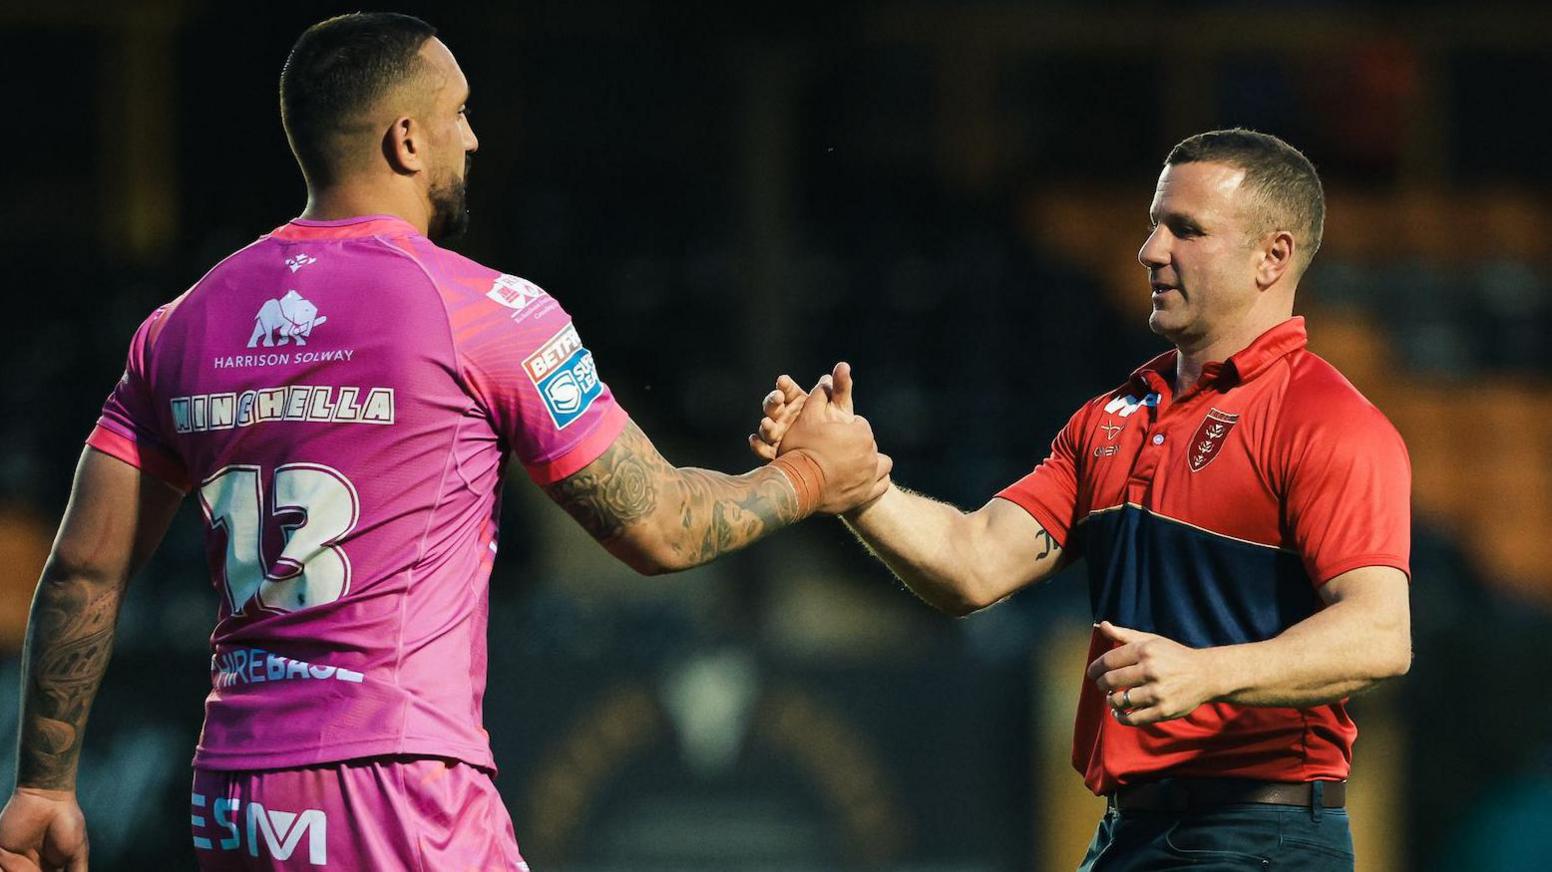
[844,486,1062,616]
[1203,595,1411,708]
[843,486,979,613]
[546,421,802,573]
[15,567,127,791]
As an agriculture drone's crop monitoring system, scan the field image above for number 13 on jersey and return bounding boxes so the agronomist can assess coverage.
[198,463,359,613]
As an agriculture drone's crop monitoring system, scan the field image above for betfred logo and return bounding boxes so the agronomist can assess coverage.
[526,323,603,428]
[524,324,585,381]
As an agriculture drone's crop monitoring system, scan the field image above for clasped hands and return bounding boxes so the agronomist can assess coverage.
[751,362,892,515]
[746,371,1219,725]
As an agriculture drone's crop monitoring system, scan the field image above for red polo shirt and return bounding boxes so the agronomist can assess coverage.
[997,317,1410,795]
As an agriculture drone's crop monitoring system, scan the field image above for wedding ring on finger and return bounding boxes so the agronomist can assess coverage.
[1121,688,1133,710]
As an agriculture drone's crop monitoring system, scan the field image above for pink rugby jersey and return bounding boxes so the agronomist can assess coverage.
[88,215,628,771]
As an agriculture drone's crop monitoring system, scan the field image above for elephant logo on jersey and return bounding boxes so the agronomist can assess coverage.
[248,290,329,348]
[1188,408,1240,472]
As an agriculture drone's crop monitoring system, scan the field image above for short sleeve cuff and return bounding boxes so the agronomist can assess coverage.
[1308,554,1412,587]
[993,486,1072,549]
[522,403,630,486]
[87,423,191,492]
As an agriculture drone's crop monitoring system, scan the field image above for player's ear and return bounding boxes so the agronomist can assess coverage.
[1255,229,1295,290]
[383,115,422,175]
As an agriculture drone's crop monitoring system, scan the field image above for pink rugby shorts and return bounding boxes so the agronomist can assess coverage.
[189,756,529,870]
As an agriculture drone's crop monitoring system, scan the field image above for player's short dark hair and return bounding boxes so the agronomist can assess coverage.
[280,12,438,186]
[1165,128,1325,268]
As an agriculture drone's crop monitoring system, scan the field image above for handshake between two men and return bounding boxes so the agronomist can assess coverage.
[742,363,1212,731]
[752,362,893,518]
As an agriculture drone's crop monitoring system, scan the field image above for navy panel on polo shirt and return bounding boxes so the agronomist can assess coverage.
[998,317,1411,795]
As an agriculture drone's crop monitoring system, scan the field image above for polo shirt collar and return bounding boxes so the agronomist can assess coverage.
[1223,316,1308,383]
[270,214,421,241]
[1128,316,1308,392]
[1127,349,1176,394]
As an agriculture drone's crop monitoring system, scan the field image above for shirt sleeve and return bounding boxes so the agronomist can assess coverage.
[994,405,1086,548]
[1282,401,1412,585]
[86,307,191,492]
[447,273,628,486]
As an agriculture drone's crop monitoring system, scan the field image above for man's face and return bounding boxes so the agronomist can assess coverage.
[1137,162,1265,349]
[416,38,479,242]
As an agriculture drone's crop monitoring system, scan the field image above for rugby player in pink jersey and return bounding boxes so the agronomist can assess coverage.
[0,13,888,872]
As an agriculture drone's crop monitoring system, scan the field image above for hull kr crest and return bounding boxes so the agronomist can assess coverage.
[1188,408,1239,472]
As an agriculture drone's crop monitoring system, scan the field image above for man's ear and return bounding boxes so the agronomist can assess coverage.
[1256,230,1296,290]
[382,115,423,175]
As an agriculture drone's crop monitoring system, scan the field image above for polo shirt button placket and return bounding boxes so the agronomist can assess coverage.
[1125,428,1164,502]
[1121,377,1171,503]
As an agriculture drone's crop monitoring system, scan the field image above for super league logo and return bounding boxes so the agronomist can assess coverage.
[1188,408,1240,472]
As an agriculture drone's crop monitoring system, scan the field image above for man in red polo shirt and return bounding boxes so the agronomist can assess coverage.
[752,129,1411,870]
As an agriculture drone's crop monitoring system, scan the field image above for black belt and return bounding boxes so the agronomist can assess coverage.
[1109,778,1347,812]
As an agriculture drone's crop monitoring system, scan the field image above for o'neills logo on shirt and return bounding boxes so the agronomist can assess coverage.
[1188,408,1239,472]
[170,385,395,433]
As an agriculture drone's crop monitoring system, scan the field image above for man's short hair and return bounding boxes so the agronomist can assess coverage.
[280,12,438,186]
[1165,128,1325,268]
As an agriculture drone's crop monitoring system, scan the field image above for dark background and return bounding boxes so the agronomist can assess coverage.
[2,2,1550,869]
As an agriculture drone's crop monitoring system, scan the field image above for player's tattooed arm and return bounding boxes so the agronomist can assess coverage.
[15,576,125,790]
[12,449,182,791]
[545,421,803,573]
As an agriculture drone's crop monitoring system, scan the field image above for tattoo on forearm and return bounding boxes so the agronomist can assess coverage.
[16,574,124,790]
[672,466,800,564]
[545,422,801,569]
[544,430,658,541]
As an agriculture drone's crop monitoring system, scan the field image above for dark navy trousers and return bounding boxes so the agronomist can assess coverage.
[1077,800,1355,871]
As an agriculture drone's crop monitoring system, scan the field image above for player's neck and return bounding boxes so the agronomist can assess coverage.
[301,182,431,236]
[1173,306,1293,393]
